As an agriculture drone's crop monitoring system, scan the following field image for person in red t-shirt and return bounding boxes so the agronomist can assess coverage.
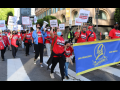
[74,28,80,43]
[23,30,32,56]
[45,27,51,57]
[10,30,20,58]
[109,23,120,39]
[75,26,88,43]
[49,27,66,81]
[64,41,73,79]
[7,31,12,51]
[1,34,10,61]
[86,26,96,42]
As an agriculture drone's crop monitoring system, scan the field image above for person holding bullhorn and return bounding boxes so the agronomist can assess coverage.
[32,22,47,67]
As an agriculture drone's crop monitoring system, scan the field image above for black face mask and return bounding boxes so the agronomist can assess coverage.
[83,31,86,33]
[37,27,40,30]
[115,26,119,30]
[13,33,15,35]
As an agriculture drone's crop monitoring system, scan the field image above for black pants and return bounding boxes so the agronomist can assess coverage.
[68,38,73,43]
[1,47,6,59]
[34,43,44,63]
[11,45,18,57]
[25,43,30,55]
[51,57,65,80]
[75,39,77,43]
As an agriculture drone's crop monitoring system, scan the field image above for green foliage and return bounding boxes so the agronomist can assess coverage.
[114,8,120,24]
[37,15,61,27]
[0,8,14,24]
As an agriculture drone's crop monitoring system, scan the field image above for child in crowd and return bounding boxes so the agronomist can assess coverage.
[64,41,73,79]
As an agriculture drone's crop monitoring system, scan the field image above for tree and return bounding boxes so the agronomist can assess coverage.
[114,8,120,24]
[6,11,14,24]
[0,8,14,25]
[37,15,61,27]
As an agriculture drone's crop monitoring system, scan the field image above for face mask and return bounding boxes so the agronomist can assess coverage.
[57,32,62,36]
[83,31,86,33]
[48,29,50,31]
[90,30,93,32]
[78,30,80,32]
[115,26,119,29]
[2,33,5,36]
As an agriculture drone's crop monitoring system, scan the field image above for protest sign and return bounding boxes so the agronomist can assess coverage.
[20,27,23,30]
[0,20,5,30]
[50,19,58,27]
[13,25,18,31]
[8,16,17,25]
[59,24,65,30]
[73,38,120,76]
[22,16,30,25]
[78,9,90,23]
[18,25,21,30]
[27,20,32,27]
[34,16,37,23]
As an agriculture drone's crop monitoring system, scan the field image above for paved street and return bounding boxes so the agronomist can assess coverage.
[1,45,120,81]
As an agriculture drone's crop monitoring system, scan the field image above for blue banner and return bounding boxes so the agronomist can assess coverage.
[73,39,120,76]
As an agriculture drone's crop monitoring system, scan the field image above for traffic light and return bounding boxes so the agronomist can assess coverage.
[87,17,92,24]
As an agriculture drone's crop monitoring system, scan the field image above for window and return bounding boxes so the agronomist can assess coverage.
[47,10,49,15]
[96,10,107,20]
[62,15,66,22]
[55,8,58,13]
[53,8,55,14]
[60,8,63,10]
[49,8,51,15]
[44,11,46,17]
[73,11,78,20]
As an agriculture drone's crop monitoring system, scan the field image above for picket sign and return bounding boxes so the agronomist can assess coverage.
[8,16,17,25]
[59,24,65,30]
[50,19,58,27]
[22,16,30,25]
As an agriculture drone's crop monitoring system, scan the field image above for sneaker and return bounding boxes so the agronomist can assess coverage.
[40,64,43,68]
[50,73,55,79]
[117,64,120,66]
[34,59,37,64]
[65,76,70,80]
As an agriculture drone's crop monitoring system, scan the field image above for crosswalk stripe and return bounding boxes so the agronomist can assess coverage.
[99,66,120,78]
[41,57,91,81]
[7,58,30,81]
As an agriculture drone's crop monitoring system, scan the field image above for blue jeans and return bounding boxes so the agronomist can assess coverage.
[64,62,69,76]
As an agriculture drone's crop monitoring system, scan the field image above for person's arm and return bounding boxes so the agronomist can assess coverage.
[32,31,37,39]
[50,27,54,38]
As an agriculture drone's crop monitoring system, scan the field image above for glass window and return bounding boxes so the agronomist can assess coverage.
[44,11,46,17]
[96,10,107,20]
[73,11,78,20]
[60,8,63,10]
[62,15,66,22]
[49,8,51,15]
[56,8,58,13]
[47,10,49,15]
[53,8,55,14]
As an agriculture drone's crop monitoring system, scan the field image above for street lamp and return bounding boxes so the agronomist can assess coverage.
[95,8,99,40]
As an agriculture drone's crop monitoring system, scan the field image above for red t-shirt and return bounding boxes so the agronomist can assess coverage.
[2,36,10,46]
[52,35,65,56]
[37,31,43,44]
[74,31,80,37]
[45,31,51,44]
[11,34,19,47]
[25,33,32,43]
[64,46,73,57]
[109,28,120,39]
[77,31,87,43]
[86,31,96,42]
[21,33,25,41]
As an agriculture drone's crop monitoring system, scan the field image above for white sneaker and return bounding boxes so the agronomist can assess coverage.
[40,64,43,68]
[34,60,37,64]
[50,73,55,79]
[117,64,120,66]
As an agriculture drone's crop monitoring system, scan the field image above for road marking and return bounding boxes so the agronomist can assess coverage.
[7,58,30,81]
[99,66,120,78]
[41,57,91,81]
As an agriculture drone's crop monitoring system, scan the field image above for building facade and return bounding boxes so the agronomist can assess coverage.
[35,8,116,40]
[14,8,35,27]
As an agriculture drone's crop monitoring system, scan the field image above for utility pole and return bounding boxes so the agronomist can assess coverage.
[95,8,99,40]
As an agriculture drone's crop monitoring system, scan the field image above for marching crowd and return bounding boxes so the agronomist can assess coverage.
[0,22,119,81]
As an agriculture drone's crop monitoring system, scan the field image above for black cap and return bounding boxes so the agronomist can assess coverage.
[114,22,118,25]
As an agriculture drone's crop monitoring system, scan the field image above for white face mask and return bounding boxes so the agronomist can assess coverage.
[48,29,50,31]
[78,30,80,32]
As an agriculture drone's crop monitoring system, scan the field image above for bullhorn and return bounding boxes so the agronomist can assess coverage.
[43,21,48,28]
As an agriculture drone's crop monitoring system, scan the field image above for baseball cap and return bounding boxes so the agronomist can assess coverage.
[114,22,118,25]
